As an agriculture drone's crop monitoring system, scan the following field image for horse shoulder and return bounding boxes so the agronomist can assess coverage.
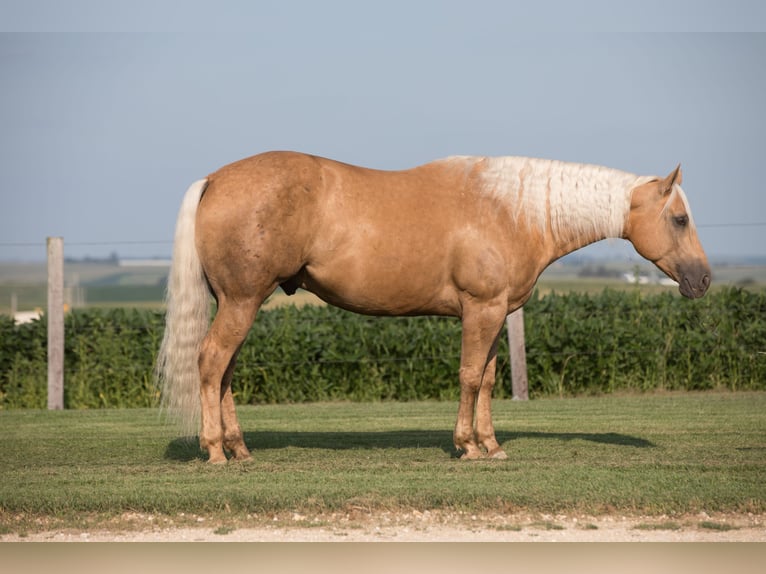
[448,230,508,301]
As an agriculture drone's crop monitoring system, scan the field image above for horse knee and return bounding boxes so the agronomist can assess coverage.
[459,365,484,390]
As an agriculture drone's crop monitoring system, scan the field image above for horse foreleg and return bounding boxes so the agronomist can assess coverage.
[454,365,482,459]
[474,342,507,459]
[454,302,506,460]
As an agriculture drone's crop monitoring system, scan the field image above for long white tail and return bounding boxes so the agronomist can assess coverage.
[156,179,210,435]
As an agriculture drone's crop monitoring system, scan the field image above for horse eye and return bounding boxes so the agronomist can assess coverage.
[674,215,689,228]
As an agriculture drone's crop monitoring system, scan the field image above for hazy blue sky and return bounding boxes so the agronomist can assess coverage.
[1,2,765,262]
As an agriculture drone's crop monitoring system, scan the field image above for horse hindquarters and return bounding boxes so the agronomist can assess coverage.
[193,168,308,462]
[157,177,264,463]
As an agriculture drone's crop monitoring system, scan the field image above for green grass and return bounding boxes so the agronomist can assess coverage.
[0,393,764,532]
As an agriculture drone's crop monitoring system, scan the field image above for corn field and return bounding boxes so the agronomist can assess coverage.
[1,288,764,408]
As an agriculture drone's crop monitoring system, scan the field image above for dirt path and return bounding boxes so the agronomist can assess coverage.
[3,511,763,542]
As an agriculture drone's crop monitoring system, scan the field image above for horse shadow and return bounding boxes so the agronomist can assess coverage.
[165,429,655,462]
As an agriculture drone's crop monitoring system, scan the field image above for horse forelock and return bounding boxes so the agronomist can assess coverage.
[466,156,646,242]
[660,183,696,229]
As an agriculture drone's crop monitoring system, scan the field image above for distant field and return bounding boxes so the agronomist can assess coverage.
[1,260,764,314]
[0,262,169,314]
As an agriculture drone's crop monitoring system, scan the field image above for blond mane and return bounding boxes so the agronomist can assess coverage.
[448,156,656,242]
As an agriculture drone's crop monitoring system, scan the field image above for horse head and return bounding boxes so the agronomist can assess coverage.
[625,166,711,299]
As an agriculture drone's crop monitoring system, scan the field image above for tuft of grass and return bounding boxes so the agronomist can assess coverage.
[493,524,523,532]
[529,521,565,531]
[633,522,682,531]
[699,521,740,532]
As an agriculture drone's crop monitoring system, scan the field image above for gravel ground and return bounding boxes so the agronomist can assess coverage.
[3,511,764,542]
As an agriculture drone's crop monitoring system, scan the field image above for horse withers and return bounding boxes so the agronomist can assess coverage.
[156,152,710,463]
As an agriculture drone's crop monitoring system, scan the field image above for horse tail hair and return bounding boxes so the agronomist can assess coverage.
[155,179,210,436]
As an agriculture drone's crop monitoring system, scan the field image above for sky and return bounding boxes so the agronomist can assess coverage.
[1,1,765,263]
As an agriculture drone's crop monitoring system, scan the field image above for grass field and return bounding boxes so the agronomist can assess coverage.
[0,392,763,534]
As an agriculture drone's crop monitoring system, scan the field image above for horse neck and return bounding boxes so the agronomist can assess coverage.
[475,156,645,260]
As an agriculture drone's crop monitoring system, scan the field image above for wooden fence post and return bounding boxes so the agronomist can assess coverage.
[506,308,528,400]
[47,237,64,410]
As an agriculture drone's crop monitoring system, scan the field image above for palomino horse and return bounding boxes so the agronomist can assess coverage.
[157,152,710,463]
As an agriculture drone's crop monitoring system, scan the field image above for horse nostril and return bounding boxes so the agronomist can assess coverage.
[702,274,711,289]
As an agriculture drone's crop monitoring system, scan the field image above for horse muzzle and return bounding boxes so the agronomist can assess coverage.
[677,260,711,299]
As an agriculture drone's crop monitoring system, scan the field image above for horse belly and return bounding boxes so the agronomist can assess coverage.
[300,248,458,316]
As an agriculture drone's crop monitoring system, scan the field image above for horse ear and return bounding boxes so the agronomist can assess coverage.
[661,164,683,195]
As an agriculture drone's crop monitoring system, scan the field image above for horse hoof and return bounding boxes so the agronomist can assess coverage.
[207,453,228,465]
[458,447,484,460]
[488,448,508,460]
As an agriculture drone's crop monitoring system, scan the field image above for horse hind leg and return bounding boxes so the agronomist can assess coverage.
[198,298,259,463]
[220,350,251,461]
